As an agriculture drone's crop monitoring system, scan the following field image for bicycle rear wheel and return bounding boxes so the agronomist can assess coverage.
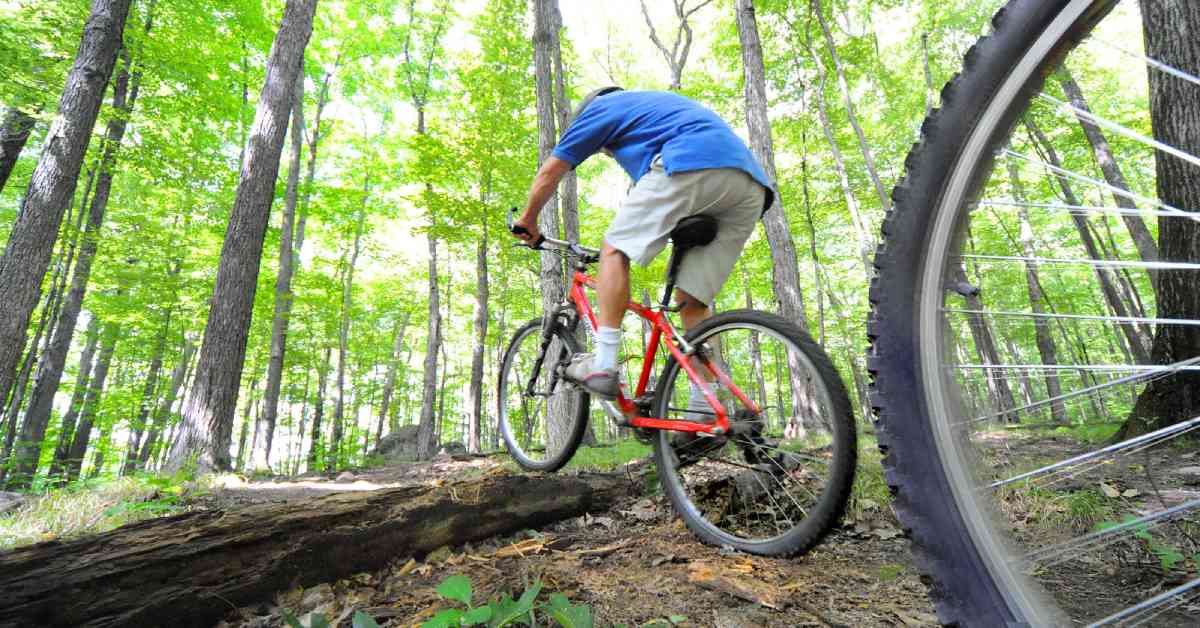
[870,0,1200,624]
[498,319,590,472]
[652,310,856,556]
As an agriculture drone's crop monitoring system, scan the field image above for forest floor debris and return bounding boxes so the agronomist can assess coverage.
[212,453,935,627]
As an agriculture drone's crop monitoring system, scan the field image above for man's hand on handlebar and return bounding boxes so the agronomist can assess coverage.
[509,210,543,247]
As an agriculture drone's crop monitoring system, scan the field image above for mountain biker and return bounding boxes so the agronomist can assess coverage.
[512,87,774,402]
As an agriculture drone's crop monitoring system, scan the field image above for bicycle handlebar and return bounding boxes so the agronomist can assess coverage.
[506,207,601,261]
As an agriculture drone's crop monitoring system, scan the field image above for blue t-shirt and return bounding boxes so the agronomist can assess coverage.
[551,91,775,209]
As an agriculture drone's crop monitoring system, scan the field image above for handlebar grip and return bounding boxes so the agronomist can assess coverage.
[507,206,545,248]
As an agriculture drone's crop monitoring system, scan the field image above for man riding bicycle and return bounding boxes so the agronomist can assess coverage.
[512,87,774,402]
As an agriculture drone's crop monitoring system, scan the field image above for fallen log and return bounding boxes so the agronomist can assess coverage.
[0,472,634,628]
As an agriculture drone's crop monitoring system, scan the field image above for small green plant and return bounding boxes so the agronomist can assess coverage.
[282,610,380,628]
[1096,517,1192,572]
[422,574,593,628]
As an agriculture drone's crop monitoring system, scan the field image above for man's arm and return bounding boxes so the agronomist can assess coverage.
[513,156,573,243]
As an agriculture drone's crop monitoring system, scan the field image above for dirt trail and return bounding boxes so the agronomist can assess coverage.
[210,457,937,627]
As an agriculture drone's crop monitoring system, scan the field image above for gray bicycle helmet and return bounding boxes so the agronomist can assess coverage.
[568,86,623,127]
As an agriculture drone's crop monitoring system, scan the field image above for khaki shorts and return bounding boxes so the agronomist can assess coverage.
[605,157,766,306]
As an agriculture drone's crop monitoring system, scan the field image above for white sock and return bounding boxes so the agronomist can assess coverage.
[594,326,621,370]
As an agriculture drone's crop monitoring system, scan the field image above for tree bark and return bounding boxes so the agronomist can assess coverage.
[466,222,489,453]
[0,0,132,427]
[0,107,37,195]
[734,0,809,329]
[9,47,145,487]
[1007,161,1068,424]
[306,347,331,472]
[1122,0,1200,437]
[797,29,873,273]
[47,318,100,480]
[137,339,195,468]
[533,0,580,456]
[952,264,1018,423]
[0,473,634,628]
[811,0,890,212]
[330,198,367,470]
[256,65,308,473]
[167,0,318,472]
[376,312,410,444]
[1058,71,1160,287]
[1025,119,1152,364]
[235,375,260,472]
[122,318,167,475]
[65,322,117,482]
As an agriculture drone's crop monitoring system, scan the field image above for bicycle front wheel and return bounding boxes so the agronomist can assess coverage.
[497,319,590,472]
[871,0,1200,625]
[652,310,856,557]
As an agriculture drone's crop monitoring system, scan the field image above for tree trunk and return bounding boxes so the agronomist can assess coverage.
[122,319,167,475]
[533,0,579,455]
[306,347,331,472]
[0,473,634,628]
[330,199,367,470]
[256,65,307,473]
[0,107,37,194]
[0,0,132,426]
[734,0,808,329]
[137,339,195,468]
[466,223,489,453]
[1122,0,1200,437]
[1025,119,1153,363]
[65,323,117,482]
[9,48,143,487]
[167,0,318,473]
[376,312,410,444]
[1007,161,1068,424]
[1058,71,1160,286]
[953,264,1019,423]
[0,277,61,481]
[800,32,873,273]
[811,0,889,213]
[47,318,100,480]
[549,4,579,243]
[236,375,260,473]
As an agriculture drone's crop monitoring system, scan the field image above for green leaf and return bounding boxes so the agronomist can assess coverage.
[305,613,332,628]
[462,605,493,625]
[489,588,539,627]
[668,616,689,625]
[545,593,593,628]
[437,574,473,606]
[282,610,305,628]
[422,608,465,628]
[352,611,382,628]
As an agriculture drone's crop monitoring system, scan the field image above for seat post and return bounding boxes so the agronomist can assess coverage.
[661,247,683,308]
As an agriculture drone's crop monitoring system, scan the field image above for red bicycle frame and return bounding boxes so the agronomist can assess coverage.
[567,270,761,435]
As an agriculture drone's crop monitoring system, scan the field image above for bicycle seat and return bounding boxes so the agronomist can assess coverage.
[670,215,718,250]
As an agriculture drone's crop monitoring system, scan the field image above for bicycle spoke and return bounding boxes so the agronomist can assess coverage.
[989,415,1200,489]
[1023,498,1200,569]
[1087,578,1200,627]
[1036,92,1200,171]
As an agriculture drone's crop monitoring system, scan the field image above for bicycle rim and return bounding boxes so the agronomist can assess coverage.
[871,0,1200,624]
[653,311,855,555]
[498,320,589,472]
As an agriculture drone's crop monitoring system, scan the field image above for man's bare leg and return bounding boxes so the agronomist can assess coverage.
[597,243,631,329]
[570,242,630,396]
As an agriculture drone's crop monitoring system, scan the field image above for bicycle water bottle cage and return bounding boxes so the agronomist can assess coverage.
[662,215,719,307]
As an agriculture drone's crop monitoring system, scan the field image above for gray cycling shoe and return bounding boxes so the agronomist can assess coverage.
[564,353,620,399]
